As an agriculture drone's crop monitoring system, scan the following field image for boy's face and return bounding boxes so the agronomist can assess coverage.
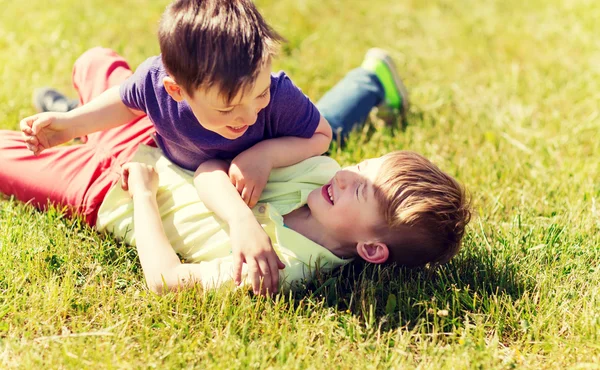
[307,157,387,245]
[179,60,273,140]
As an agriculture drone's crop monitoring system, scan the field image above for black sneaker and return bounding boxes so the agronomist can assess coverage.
[32,87,79,113]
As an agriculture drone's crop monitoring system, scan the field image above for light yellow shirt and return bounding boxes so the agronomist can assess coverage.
[96,145,351,289]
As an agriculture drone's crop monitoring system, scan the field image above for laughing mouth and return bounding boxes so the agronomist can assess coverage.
[227,125,248,133]
[323,184,334,205]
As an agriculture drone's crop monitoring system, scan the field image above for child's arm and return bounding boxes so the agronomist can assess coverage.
[229,115,332,207]
[122,162,212,294]
[20,86,143,155]
[194,159,285,296]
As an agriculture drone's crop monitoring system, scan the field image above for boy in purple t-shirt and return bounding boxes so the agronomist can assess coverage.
[19,0,332,295]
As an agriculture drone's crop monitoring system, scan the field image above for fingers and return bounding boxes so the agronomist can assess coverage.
[23,135,41,155]
[248,185,261,208]
[24,135,39,146]
[233,253,244,286]
[230,170,244,195]
[120,163,158,193]
[30,115,52,135]
[248,255,281,295]
[243,257,279,295]
[266,255,280,293]
[256,259,272,295]
[241,185,254,206]
[276,255,286,270]
[232,178,242,193]
[120,165,131,191]
[246,260,261,294]
[20,117,42,155]
[19,117,34,136]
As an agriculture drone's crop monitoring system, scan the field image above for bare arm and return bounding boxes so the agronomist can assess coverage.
[21,86,143,154]
[65,86,144,138]
[123,163,208,294]
[194,159,284,295]
[228,115,332,207]
[132,191,202,294]
[194,160,257,228]
[251,115,332,168]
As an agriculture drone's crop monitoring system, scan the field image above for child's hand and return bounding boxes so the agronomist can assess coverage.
[20,112,75,155]
[229,148,272,208]
[121,163,159,197]
[229,216,285,295]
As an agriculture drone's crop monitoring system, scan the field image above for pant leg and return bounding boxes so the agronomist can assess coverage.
[316,67,385,144]
[72,47,133,106]
[71,47,156,154]
[0,48,153,226]
[0,131,119,226]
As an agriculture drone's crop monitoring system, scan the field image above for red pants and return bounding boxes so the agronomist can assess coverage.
[0,48,156,225]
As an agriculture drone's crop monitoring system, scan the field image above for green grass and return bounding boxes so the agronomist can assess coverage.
[1,0,599,368]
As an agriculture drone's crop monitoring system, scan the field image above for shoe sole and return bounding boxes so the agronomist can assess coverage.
[365,48,410,115]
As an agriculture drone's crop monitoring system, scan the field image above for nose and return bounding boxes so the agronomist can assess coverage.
[237,106,258,126]
[334,170,357,190]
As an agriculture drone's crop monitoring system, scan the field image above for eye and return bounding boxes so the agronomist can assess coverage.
[257,89,269,99]
[356,184,360,200]
[218,109,234,116]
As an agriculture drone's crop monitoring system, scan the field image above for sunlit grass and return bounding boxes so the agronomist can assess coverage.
[1,0,599,368]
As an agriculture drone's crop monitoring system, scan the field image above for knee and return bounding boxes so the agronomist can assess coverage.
[72,47,130,89]
[74,47,118,70]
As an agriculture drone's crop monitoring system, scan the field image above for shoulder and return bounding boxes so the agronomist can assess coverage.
[266,70,313,118]
[134,55,167,82]
[270,70,290,84]
[269,71,304,98]
[122,55,166,93]
[136,55,164,73]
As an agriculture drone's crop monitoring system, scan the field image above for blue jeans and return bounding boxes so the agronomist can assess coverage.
[316,67,385,144]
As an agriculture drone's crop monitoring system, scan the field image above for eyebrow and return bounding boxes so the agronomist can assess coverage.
[361,161,370,201]
[356,161,369,202]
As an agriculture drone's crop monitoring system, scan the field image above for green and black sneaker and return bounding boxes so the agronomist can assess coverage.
[361,48,409,118]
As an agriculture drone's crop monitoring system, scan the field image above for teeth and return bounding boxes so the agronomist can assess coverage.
[327,185,334,204]
[230,125,245,130]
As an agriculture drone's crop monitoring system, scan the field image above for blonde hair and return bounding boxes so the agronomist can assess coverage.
[373,151,471,266]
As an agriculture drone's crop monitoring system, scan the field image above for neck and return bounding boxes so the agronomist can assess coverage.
[283,206,355,259]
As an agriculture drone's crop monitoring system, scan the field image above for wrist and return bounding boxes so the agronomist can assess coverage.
[132,189,157,199]
[227,208,256,227]
[62,111,84,139]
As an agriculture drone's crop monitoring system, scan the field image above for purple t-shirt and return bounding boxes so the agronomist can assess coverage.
[119,56,321,171]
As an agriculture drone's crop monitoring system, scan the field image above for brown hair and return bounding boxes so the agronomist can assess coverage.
[373,151,471,267]
[158,0,284,102]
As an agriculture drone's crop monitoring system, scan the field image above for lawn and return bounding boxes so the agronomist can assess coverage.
[1,0,599,368]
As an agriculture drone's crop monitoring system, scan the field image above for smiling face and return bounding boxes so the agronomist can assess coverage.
[306,157,387,246]
[163,60,273,140]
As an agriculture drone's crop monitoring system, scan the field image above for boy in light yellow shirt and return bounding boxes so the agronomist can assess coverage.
[113,145,470,294]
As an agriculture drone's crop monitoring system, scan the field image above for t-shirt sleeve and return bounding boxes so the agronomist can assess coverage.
[268,72,321,138]
[119,56,159,113]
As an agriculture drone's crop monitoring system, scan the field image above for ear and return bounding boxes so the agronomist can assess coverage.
[356,241,389,264]
[163,76,185,102]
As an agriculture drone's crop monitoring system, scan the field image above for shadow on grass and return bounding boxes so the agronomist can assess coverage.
[328,108,409,154]
[291,241,531,333]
